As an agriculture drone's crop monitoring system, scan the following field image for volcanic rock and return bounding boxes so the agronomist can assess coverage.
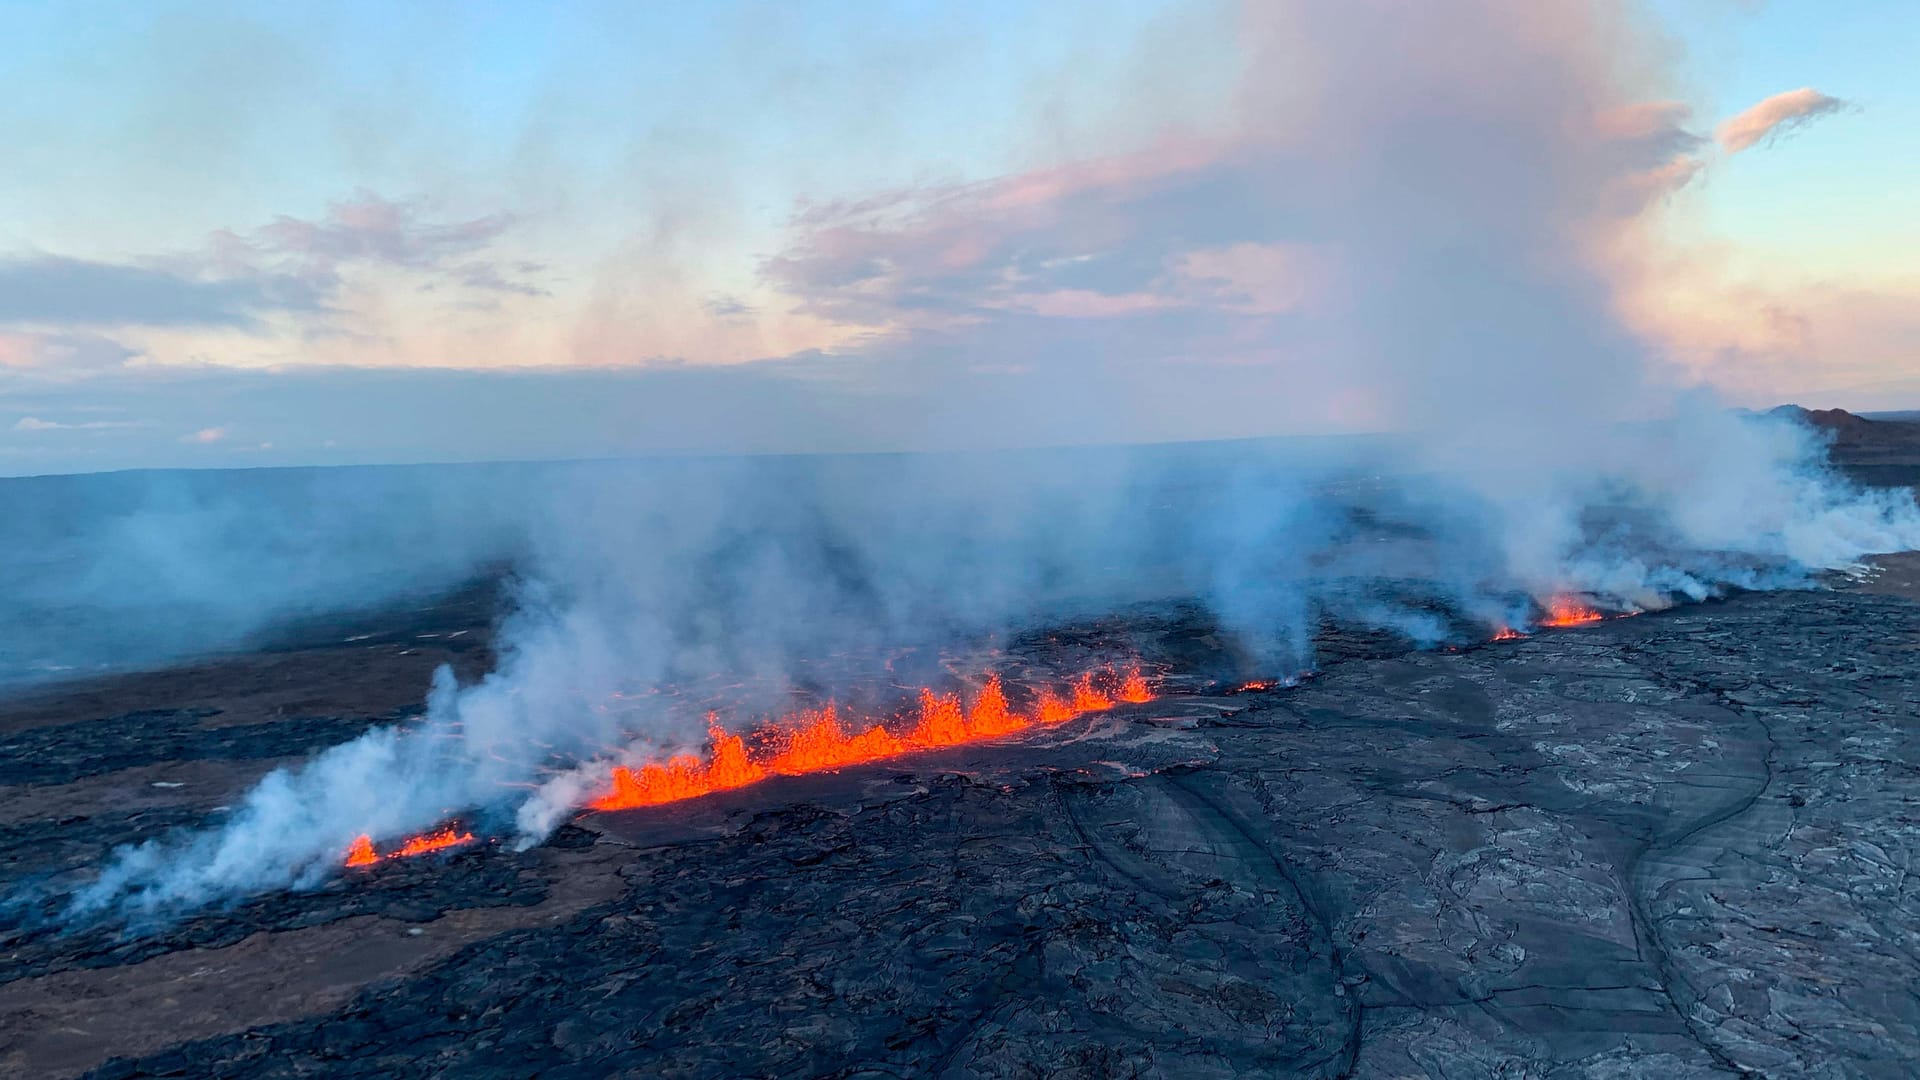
[0,577,1917,1077]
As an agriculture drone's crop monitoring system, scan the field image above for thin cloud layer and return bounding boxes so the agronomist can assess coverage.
[217,191,536,295]
[0,331,139,371]
[0,256,321,329]
[1716,87,1848,153]
[0,191,542,374]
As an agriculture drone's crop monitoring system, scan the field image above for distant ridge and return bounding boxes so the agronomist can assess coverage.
[1769,404,1882,437]
[1770,405,1920,492]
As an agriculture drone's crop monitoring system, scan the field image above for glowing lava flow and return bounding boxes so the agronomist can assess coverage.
[343,826,475,868]
[589,666,1154,812]
[1490,627,1526,641]
[391,826,478,857]
[1540,596,1606,627]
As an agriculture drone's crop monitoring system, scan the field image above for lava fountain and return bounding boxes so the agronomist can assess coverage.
[588,664,1155,812]
[344,826,476,867]
[1540,595,1606,627]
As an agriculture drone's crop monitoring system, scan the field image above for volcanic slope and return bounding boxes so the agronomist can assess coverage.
[1,575,1918,1077]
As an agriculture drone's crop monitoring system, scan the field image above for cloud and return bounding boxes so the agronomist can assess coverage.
[0,191,539,347]
[1716,88,1848,153]
[760,141,1228,329]
[0,330,140,370]
[0,256,322,329]
[447,263,549,298]
[249,192,513,270]
[218,191,537,297]
[12,416,141,432]
[181,426,229,444]
[1621,254,1920,411]
[704,295,756,319]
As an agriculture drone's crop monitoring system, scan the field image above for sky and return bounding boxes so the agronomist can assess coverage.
[1,0,1915,475]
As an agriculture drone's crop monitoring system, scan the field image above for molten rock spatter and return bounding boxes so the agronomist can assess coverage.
[1071,674,1113,712]
[1541,594,1606,627]
[343,826,475,867]
[1035,688,1075,724]
[1497,595,1640,637]
[589,666,1155,813]
[390,827,478,858]
[766,705,905,773]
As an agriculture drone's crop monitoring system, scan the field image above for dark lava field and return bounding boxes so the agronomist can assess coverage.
[0,552,1915,1079]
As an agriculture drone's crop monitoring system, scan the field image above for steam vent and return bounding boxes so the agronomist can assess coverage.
[6,3,1920,1076]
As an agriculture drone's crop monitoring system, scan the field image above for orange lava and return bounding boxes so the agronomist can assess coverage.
[1540,596,1605,627]
[1071,673,1114,713]
[589,666,1154,812]
[390,826,477,858]
[1235,680,1276,692]
[343,826,475,868]
[1491,627,1526,641]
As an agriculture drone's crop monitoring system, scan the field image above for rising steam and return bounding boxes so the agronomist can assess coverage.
[52,0,1920,918]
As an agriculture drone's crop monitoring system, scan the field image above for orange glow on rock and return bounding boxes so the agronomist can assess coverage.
[344,835,378,868]
[588,667,1155,813]
[1491,627,1526,641]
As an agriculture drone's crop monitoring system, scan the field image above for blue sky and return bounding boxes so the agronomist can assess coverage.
[0,1,1913,475]
[1652,0,1919,274]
